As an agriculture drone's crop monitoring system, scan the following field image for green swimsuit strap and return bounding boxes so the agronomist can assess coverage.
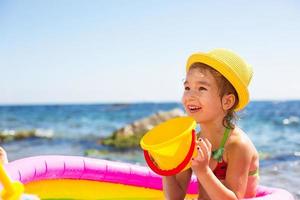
[212,127,230,162]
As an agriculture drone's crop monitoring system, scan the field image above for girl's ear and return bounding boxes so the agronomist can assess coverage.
[222,94,236,110]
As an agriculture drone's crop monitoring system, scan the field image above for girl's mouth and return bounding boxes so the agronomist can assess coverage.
[187,105,201,113]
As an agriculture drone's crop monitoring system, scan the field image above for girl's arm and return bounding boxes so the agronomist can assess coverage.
[193,138,252,200]
[162,168,192,200]
[223,140,253,198]
[195,167,237,200]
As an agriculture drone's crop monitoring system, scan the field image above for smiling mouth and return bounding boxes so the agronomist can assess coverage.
[187,105,201,113]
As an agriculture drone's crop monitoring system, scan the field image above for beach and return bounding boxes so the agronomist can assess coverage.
[0,101,299,199]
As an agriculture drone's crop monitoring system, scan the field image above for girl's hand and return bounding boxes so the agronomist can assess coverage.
[191,138,212,174]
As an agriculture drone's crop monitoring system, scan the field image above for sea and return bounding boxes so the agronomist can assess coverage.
[0,101,299,199]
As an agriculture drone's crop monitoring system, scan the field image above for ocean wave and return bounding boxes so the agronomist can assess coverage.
[260,152,300,168]
[282,116,300,126]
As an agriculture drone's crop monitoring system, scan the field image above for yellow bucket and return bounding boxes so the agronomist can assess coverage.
[140,117,197,176]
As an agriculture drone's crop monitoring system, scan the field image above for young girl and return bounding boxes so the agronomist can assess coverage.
[163,49,259,200]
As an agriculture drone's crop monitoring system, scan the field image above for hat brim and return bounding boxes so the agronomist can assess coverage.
[186,53,249,111]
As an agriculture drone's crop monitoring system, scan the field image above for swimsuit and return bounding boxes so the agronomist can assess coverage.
[200,128,259,180]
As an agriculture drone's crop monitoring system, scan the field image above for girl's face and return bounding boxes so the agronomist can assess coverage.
[182,67,226,123]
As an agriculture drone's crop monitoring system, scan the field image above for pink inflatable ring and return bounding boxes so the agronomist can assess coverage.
[0,155,295,199]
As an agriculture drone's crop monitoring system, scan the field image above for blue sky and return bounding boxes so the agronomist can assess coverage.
[1,0,300,105]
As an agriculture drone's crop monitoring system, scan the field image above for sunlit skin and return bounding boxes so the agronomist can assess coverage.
[182,68,226,125]
[0,147,8,164]
[163,67,259,200]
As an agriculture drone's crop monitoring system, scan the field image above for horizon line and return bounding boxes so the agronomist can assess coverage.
[1,99,300,107]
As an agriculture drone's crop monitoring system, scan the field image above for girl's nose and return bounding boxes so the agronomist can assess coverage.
[185,90,198,99]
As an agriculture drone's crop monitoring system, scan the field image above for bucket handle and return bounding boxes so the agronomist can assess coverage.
[144,130,196,176]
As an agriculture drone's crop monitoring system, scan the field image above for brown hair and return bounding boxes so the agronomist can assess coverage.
[189,62,239,129]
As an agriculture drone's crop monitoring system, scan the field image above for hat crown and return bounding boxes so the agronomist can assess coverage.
[208,49,253,86]
[208,49,253,87]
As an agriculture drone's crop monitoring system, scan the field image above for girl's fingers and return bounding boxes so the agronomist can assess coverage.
[196,145,204,159]
[197,138,210,159]
[203,138,212,158]
[191,145,202,165]
[203,138,212,152]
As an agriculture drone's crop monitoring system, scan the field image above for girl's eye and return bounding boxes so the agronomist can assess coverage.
[184,86,190,91]
[199,87,207,91]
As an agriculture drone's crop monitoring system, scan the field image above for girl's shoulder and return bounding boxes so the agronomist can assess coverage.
[227,126,250,144]
[224,127,259,172]
[225,127,257,157]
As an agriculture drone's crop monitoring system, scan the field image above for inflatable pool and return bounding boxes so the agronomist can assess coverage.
[1,155,294,199]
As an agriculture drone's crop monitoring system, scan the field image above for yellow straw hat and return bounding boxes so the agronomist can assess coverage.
[186,48,253,111]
